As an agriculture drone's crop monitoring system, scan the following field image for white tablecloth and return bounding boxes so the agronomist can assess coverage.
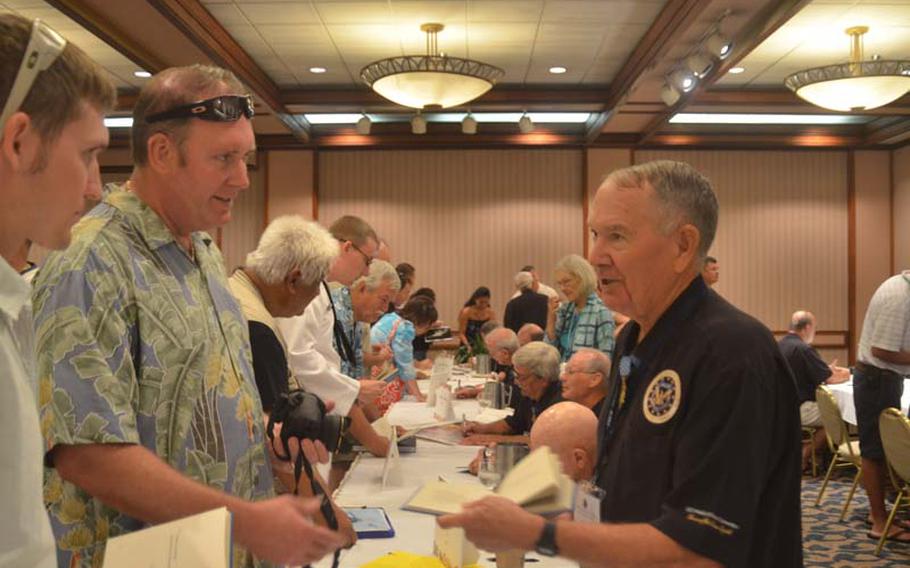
[827,378,910,425]
[315,400,577,568]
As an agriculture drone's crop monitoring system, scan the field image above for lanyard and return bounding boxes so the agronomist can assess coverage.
[596,354,638,476]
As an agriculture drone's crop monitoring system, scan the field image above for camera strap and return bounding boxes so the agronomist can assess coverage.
[295,452,341,568]
[324,282,357,366]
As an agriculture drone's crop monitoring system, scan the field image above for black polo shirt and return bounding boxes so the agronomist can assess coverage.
[778,333,831,404]
[505,380,562,435]
[595,276,802,568]
[503,289,549,333]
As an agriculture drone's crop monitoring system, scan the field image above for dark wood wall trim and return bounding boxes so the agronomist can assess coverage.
[582,150,589,259]
[312,149,319,222]
[261,150,269,227]
[890,150,896,274]
[847,151,856,364]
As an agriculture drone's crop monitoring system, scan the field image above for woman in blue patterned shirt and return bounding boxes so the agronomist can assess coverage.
[546,254,614,362]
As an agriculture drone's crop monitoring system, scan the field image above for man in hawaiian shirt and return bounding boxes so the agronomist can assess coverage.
[34,64,344,567]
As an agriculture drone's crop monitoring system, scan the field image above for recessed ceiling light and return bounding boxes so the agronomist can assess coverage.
[104,117,134,128]
[549,66,567,74]
[133,70,151,78]
[309,67,327,74]
[728,67,745,74]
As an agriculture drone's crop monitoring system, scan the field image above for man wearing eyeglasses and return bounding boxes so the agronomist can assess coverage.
[0,15,115,568]
[33,64,345,567]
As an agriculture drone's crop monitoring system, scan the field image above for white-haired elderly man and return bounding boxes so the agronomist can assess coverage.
[504,271,549,334]
[517,323,545,345]
[228,215,357,547]
[456,328,522,405]
[440,161,801,568]
[464,341,562,444]
[560,348,610,417]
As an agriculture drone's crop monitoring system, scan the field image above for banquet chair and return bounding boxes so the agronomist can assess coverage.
[802,426,820,476]
[875,408,910,556]
[815,385,862,521]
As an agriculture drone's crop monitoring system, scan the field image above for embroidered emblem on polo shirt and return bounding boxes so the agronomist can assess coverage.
[642,369,681,424]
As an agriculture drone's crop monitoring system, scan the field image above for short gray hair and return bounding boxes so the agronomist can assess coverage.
[245,216,337,286]
[555,254,597,299]
[572,348,612,393]
[604,160,718,259]
[514,271,534,291]
[353,259,400,292]
[487,328,520,354]
[513,341,560,383]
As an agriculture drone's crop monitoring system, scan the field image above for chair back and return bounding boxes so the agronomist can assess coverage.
[816,386,850,450]
[879,407,910,484]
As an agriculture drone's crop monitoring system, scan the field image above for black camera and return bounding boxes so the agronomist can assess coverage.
[267,389,348,455]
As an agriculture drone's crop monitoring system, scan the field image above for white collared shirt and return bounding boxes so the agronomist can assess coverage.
[0,257,55,568]
[276,284,360,416]
[858,271,910,374]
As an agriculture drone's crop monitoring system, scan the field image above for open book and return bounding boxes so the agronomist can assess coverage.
[102,507,231,568]
[402,446,575,517]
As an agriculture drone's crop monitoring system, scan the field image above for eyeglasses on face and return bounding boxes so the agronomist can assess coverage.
[0,19,67,131]
[145,94,255,124]
[351,242,373,267]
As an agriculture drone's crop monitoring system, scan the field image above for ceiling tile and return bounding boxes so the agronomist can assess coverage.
[236,2,321,25]
[315,2,394,24]
[542,0,667,25]
[467,0,543,23]
[204,3,249,26]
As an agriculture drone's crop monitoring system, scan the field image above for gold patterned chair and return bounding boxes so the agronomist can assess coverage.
[875,407,910,556]
[814,385,862,521]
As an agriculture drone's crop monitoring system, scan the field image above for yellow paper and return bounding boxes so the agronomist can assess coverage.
[359,551,481,568]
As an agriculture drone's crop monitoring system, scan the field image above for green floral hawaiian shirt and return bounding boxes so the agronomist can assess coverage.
[33,187,274,568]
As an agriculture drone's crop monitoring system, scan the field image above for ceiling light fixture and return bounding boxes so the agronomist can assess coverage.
[309,67,327,74]
[706,31,733,60]
[518,113,534,134]
[728,66,745,74]
[669,69,697,93]
[785,26,910,112]
[461,113,477,135]
[685,52,714,78]
[660,83,682,107]
[549,66,567,74]
[133,70,151,78]
[361,23,505,110]
[669,113,868,125]
[411,113,427,134]
[356,113,371,135]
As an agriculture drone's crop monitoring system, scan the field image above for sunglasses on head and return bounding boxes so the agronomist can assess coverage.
[0,19,67,132]
[145,94,255,124]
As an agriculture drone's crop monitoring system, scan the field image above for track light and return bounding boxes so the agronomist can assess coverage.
[356,114,371,135]
[669,69,697,93]
[411,114,427,134]
[686,52,714,78]
[660,83,681,107]
[706,32,733,60]
[462,113,477,135]
[518,113,534,133]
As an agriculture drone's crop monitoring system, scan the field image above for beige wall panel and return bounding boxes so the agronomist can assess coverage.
[268,150,315,222]
[319,149,584,326]
[219,160,266,273]
[635,150,848,338]
[894,145,910,271]
[853,151,893,357]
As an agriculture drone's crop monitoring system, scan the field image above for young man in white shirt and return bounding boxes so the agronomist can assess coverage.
[0,14,115,568]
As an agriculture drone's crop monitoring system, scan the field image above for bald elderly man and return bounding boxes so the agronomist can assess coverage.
[529,402,598,483]
[518,323,545,346]
[778,310,849,471]
[560,348,610,417]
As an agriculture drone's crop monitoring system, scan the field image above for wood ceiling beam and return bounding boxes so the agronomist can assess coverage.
[639,0,813,144]
[281,87,612,109]
[584,0,713,144]
[147,0,311,141]
[863,117,910,146]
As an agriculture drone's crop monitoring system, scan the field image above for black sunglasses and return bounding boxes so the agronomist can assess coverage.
[145,94,254,124]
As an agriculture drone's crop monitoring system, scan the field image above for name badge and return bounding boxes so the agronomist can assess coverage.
[574,481,604,523]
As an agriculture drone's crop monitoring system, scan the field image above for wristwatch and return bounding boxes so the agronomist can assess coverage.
[535,520,559,557]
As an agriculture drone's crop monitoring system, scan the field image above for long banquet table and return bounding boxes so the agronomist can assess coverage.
[827,378,910,425]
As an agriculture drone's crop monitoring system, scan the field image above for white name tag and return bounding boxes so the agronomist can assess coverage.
[574,481,604,524]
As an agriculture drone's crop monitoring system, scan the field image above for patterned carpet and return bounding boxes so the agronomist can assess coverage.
[803,470,910,567]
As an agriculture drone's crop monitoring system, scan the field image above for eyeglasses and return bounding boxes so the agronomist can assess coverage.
[145,94,255,124]
[515,371,538,383]
[351,243,373,267]
[0,19,67,132]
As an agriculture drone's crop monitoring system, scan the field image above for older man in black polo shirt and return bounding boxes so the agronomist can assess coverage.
[440,160,802,568]
[778,310,849,471]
